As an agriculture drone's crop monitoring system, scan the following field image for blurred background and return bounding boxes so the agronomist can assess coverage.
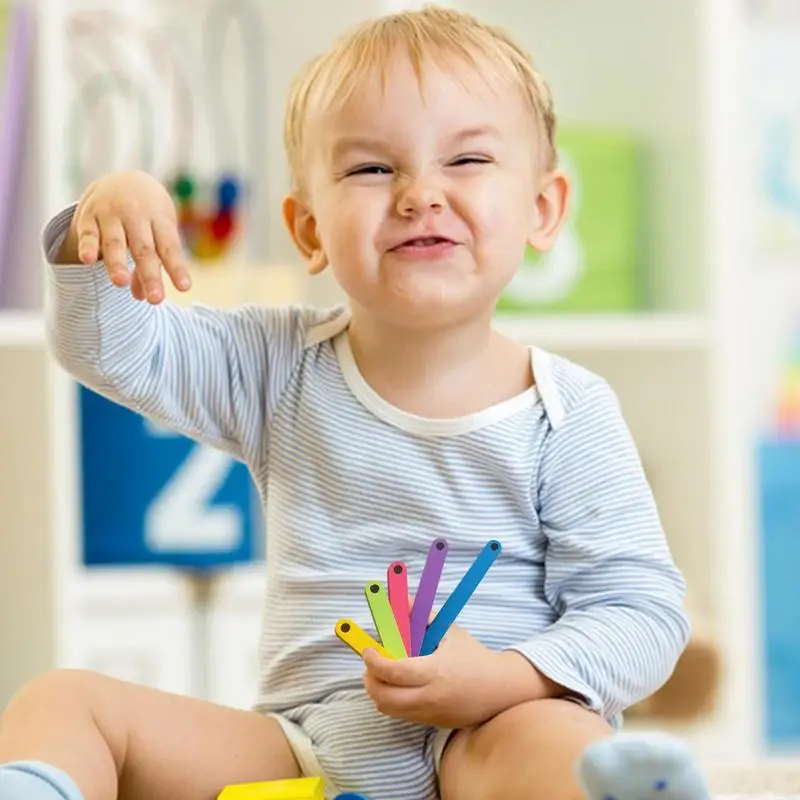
[1,0,800,789]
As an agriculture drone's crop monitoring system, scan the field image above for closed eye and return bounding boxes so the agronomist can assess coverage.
[448,155,493,167]
[346,164,392,176]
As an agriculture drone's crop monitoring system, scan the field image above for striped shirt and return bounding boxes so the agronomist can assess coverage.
[44,206,689,796]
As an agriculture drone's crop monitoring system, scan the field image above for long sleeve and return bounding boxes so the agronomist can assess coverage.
[510,377,691,721]
[42,205,306,467]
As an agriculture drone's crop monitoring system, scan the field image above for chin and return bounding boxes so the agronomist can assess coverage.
[386,286,493,328]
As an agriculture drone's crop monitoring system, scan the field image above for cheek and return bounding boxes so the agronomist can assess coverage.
[472,200,533,263]
[319,190,385,255]
[459,177,533,242]
[462,184,535,280]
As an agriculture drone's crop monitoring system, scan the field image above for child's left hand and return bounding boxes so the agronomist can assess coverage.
[362,624,549,729]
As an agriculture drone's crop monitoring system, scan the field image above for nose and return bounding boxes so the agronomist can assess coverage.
[395,176,445,217]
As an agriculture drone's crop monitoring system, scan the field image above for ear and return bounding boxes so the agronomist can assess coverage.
[527,170,570,254]
[282,193,328,275]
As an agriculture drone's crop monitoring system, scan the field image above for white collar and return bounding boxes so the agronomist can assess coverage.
[304,306,565,430]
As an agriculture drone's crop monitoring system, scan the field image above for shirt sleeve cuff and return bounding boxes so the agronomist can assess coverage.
[42,203,79,264]
[506,636,604,714]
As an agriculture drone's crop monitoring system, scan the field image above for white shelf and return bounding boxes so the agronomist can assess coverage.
[494,313,709,350]
[0,304,709,354]
[0,309,708,352]
[72,566,194,605]
[0,310,44,347]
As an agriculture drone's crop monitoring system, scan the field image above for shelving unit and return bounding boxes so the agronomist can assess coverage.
[494,313,709,351]
[0,0,765,773]
[0,309,44,345]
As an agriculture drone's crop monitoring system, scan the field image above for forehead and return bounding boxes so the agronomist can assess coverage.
[312,50,533,151]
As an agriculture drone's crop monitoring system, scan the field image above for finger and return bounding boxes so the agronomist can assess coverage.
[439,621,464,642]
[363,648,431,687]
[153,216,191,291]
[73,181,99,263]
[130,269,146,301]
[97,217,130,283]
[126,220,163,304]
[75,212,102,267]
[364,674,427,718]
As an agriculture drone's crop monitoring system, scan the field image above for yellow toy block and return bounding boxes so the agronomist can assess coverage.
[217,777,325,800]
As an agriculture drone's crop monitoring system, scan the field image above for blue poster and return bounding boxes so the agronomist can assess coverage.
[79,386,262,569]
[759,437,800,747]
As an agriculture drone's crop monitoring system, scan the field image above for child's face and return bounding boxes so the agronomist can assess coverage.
[284,51,568,328]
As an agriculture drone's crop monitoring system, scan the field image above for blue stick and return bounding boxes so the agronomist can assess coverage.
[418,540,501,656]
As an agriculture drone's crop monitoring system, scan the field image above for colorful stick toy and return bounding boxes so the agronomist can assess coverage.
[410,538,448,656]
[365,581,407,659]
[387,561,412,655]
[419,539,502,656]
[335,538,501,661]
[335,618,395,660]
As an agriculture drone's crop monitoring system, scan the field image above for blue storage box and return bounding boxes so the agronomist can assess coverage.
[79,386,262,569]
[759,437,800,747]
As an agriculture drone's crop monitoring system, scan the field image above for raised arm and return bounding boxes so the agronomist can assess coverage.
[44,172,305,466]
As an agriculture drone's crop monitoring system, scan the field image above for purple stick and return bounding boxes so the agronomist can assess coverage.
[0,2,32,305]
[410,538,448,656]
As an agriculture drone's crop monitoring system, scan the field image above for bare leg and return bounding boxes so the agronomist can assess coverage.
[439,698,612,800]
[0,669,300,800]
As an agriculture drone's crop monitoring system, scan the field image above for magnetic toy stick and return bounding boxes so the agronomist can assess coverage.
[387,561,411,656]
[419,540,501,657]
[410,538,449,656]
[364,581,408,659]
[335,618,395,660]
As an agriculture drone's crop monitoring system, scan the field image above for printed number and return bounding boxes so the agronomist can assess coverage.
[143,420,243,552]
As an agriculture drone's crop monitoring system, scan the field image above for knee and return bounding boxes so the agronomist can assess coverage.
[462,698,611,763]
[3,669,104,716]
[441,699,613,800]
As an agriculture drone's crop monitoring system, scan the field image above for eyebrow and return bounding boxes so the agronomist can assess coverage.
[329,125,504,162]
[330,136,392,162]
[446,125,503,145]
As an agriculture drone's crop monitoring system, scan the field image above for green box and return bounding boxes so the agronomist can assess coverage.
[497,123,641,313]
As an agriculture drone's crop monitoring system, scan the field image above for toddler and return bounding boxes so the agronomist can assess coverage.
[0,6,692,800]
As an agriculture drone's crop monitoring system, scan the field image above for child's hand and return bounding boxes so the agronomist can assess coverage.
[59,170,192,304]
[363,624,547,729]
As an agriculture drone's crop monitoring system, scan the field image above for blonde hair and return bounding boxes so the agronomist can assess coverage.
[284,4,557,194]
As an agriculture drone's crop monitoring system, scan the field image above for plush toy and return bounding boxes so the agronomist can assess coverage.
[576,732,711,800]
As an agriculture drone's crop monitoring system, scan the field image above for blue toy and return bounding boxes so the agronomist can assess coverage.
[419,539,501,656]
